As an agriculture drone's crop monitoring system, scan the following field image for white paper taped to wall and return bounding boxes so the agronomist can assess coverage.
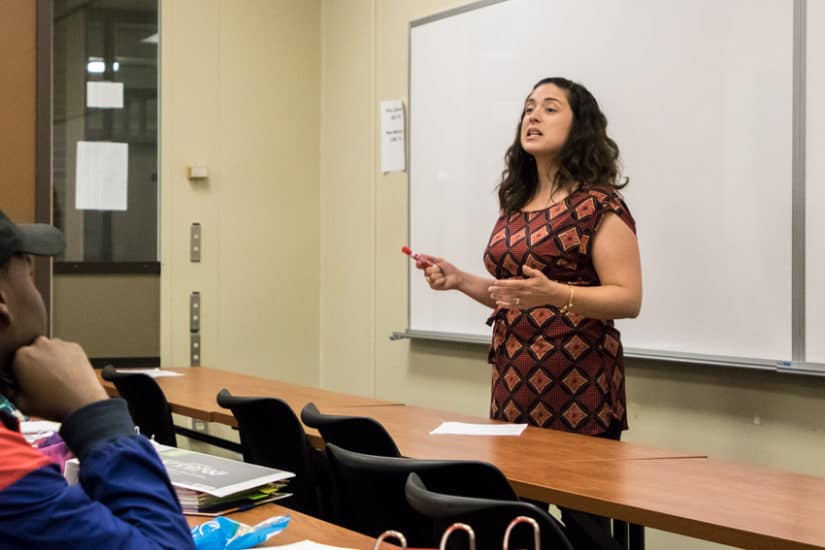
[86,81,124,109]
[380,99,405,173]
[75,141,129,211]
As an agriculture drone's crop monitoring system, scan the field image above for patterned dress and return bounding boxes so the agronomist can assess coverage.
[484,188,636,435]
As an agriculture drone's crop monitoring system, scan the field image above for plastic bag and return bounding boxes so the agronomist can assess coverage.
[191,514,290,550]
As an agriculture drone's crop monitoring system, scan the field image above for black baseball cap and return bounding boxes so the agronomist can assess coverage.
[0,210,65,267]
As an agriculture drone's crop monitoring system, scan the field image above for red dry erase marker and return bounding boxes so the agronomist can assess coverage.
[401,246,433,267]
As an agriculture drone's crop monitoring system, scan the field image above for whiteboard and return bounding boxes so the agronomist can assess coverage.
[806,0,825,365]
[409,0,794,364]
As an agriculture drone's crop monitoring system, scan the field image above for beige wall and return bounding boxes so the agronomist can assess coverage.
[318,0,376,393]
[160,0,321,383]
[318,2,825,549]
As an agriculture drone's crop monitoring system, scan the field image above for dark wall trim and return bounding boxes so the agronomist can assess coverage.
[90,356,161,369]
[35,0,52,331]
[54,261,161,274]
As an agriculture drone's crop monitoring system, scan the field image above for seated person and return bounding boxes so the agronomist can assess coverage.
[0,210,194,549]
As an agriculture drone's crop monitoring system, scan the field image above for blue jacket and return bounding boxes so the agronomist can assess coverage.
[0,398,194,549]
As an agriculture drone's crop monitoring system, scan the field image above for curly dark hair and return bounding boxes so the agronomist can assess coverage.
[498,77,627,212]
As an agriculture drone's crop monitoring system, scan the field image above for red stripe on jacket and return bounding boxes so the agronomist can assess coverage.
[0,425,52,490]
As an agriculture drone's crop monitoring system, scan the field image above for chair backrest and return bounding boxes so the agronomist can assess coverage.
[101,365,176,447]
[301,402,401,457]
[405,472,575,550]
[325,443,517,547]
[216,388,329,518]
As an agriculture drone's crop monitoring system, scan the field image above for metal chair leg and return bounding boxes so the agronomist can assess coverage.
[612,519,629,549]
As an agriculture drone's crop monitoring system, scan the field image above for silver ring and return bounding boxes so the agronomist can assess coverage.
[514,297,520,305]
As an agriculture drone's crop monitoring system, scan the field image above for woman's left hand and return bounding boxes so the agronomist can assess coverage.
[488,265,564,310]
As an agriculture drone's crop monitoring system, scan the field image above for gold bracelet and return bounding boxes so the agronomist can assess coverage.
[559,283,574,314]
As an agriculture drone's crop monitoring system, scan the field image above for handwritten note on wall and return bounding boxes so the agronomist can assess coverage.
[380,99,406,173]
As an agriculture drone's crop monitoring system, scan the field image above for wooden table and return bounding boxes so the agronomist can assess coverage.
[104,368,825,549]
[542,458,825,550]
[186,503,398,549]
[289,404,825,549]
[311,404,705,466]
[97,366,403,426]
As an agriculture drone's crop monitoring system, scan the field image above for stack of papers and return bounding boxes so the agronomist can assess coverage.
[153,442,294,516]
[175,482,288,516]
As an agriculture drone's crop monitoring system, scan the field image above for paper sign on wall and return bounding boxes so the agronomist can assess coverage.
[380,99,406,173]
[86,81,124,109]
[75,141,129,211]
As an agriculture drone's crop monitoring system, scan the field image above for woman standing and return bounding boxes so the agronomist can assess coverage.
[418,76,641,437]
[417,76,642,548]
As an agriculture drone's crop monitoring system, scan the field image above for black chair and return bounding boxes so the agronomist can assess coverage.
[216,388,329,518]
[101,365,177,446]
[325,443,517,547]
[405,472,575,550]
[300,402,401,457]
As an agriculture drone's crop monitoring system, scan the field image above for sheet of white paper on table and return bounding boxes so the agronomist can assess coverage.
[114,368,183,378]
[429,421,527,436]
[272,541,356,550]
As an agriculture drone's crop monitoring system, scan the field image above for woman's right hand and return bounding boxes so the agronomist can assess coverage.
[416,255,462,291]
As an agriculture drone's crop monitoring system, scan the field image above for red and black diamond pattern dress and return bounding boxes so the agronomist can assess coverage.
[484,188,635,435]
